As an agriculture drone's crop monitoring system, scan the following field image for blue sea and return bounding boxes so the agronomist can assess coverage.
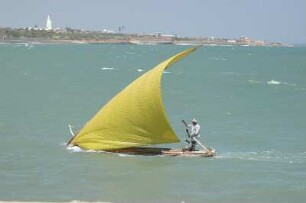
[0,44,305,203]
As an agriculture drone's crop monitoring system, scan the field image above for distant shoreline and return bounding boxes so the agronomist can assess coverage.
[0,38,292,47]
[0,27,289,47]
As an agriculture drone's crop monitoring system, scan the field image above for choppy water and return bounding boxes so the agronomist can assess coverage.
[0,44,306,203]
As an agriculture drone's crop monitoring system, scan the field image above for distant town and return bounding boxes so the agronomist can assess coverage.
[0,15,286,46]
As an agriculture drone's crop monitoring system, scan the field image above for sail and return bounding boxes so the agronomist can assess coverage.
[68,47,198,150]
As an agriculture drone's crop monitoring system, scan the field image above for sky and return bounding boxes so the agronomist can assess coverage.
[0,0,305,44]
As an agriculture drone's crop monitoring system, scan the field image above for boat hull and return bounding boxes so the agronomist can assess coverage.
[107,147,216,157]
[162,148,216,157]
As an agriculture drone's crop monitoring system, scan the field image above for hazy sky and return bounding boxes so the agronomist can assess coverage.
[0,0,305,44]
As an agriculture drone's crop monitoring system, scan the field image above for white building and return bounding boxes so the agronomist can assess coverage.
[45,15,53,31]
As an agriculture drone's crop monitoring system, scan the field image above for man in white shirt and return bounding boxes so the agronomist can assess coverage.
[188,118,201,151]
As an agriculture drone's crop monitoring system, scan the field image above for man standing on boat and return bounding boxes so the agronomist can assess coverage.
[186,118,201,151]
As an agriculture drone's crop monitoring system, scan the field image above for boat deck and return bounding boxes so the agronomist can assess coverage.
[162,148,216,157]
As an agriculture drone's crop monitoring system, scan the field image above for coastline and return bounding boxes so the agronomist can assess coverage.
[0,28,288,47]
[0,38,291,47]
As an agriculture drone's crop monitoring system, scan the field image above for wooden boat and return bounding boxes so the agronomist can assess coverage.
[67,46,215,156]
[106,147,216,157]
[162,148,216,157]
[108,147,171,156]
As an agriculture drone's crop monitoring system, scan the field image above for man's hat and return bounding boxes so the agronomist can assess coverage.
[192,118,198,123]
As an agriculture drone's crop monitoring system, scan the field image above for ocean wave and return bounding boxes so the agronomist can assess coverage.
[66,145,84,152]
[175,43,195,46]
[137,68,145,72]
[101,67,115,70]
[220,72,256,76]
[296,87,306,91]
[248,79,261,84]
[66,145,106,153]
[65,145,137,157]
[64,144,306,162]
[282,81,297,86]
[124,51,137,55]
[209,57,227,61]
[267,80,281,85]
[117,153,136,157]
[267,80,297,86]
[220,71,242,76]
[248,79,297,87]
[216,150,306,164]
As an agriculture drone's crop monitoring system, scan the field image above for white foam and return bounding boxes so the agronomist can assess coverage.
[65,146,137,157]
[66,145,84,152]
[66,145,104,153]
[267,80,281,85]
[117,153,135,157]
[249,79,298,87]
[267,80,297,86]
[137,69,144,72]
[101,67,115,70]
[163,71,171,74]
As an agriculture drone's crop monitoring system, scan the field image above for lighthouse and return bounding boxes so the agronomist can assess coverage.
[45,15,53,31]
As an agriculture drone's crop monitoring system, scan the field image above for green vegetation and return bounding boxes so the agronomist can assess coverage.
[0,27,130,41]
[0,27,284,46]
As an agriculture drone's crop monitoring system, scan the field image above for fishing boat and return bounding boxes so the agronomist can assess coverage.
[67,46,216,157]
[162,148,216,157]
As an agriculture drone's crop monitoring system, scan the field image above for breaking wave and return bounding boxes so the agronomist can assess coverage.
[267,80,296,86]
[267,80,281,85]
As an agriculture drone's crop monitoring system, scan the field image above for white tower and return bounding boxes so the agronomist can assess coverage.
[45,15,53,31]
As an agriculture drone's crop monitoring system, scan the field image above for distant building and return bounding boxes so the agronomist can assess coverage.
[161,34,177,38]
[154,32,162,37]
[102,29,115,34]
[227,39,236,43]
[45,15,53,31]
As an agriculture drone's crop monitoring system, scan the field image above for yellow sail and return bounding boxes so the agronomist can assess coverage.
[68,47,198,150]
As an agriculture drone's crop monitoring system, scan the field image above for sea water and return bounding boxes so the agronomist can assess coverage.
[0,44,305,203]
